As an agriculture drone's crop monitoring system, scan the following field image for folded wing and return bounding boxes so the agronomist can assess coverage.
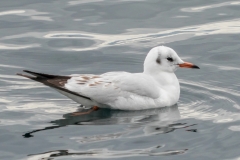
[65,72,160,104]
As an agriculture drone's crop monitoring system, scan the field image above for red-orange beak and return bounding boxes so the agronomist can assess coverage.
[178,62,200,69]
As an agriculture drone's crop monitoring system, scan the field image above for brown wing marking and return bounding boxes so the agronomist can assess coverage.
[47,78,68,87]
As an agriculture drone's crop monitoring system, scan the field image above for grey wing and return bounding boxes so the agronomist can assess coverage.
[65,72,160,104]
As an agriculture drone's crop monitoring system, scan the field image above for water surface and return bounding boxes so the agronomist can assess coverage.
[0,0,240,159]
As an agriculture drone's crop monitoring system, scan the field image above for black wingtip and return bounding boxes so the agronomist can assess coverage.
[23,70,34,74]
[192,65,200,69]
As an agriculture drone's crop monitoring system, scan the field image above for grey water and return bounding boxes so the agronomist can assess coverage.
[0,0,240,159]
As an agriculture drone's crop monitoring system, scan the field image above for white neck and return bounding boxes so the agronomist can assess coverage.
[150,72,178,86]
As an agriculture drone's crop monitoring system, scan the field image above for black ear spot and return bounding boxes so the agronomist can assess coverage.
[156,56,161,64]
[156,58,161,64]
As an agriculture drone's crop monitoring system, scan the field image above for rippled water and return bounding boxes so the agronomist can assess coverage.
[0,0,240,159]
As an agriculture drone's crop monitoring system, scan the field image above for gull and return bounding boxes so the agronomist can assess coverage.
[17,46,199,112]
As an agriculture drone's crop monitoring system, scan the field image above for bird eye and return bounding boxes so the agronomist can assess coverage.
[167,57,173,62]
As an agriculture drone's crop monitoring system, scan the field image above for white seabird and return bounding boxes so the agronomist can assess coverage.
[17,46,199,111]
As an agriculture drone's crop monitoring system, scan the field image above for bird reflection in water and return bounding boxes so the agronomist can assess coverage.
[28,147,189,159]
[23,104,196,139]
[25,105,196,159]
